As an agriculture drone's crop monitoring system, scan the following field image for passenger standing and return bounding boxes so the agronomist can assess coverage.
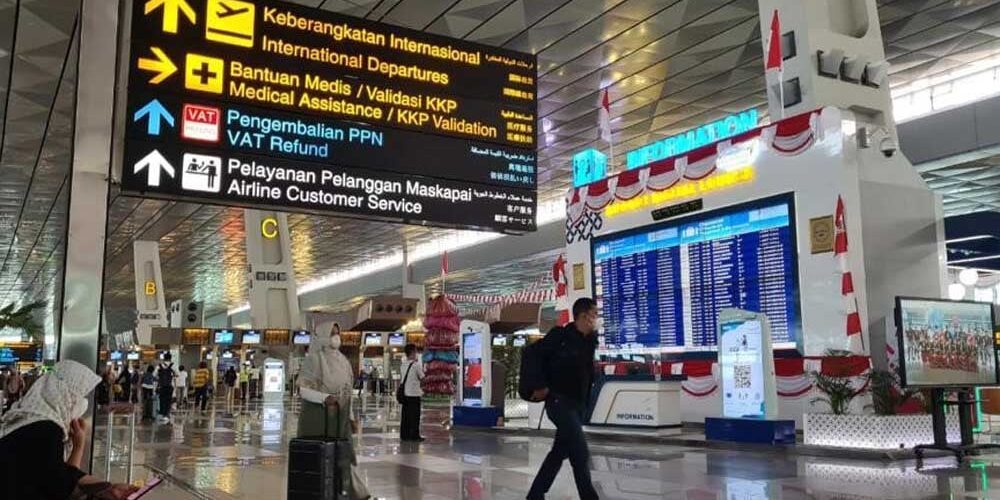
[239,364,249,401]
[115,365,132,403]
[156,354,176,424]
[141,366,156,422]
[399,343,425,442]
[223,366,237,405]
[248,362,259,399]
[297,323,370,500]
[526,298,601,500]
[175,365,188,408]
[192,361,211,412]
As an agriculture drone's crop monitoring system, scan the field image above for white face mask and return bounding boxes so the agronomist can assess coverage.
[329,335,342,350]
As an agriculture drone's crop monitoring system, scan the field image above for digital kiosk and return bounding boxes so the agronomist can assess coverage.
[454,320,501,427]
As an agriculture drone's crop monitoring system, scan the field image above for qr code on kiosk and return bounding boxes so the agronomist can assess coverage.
[733,364,752,389]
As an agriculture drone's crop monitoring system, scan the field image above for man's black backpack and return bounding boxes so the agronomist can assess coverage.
[518,327,567,401]
[157,364,174,388]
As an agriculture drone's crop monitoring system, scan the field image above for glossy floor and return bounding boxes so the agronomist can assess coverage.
[90,396,1000,499]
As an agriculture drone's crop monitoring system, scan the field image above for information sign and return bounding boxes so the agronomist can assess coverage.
[717,309,777,420]
[122,0,537,233]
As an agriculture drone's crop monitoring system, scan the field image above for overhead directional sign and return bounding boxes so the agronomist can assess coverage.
[120,0,538,233]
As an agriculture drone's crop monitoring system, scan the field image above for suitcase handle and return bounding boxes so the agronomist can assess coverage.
[323,390,342,439]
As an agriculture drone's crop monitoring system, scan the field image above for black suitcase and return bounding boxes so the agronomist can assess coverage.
[287,403,351,500]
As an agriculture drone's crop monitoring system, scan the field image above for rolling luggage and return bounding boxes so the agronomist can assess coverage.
[287,403,351,500]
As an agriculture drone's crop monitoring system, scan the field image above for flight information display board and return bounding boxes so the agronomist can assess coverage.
[120,0,537,233]
[592,195,801,353]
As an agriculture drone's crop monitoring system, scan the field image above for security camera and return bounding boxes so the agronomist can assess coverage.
[879,137,897,158]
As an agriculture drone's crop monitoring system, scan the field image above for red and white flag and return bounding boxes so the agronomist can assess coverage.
[765,9,785,118]
[598,88,612,143]
[441,250,449,275]
[765,9,783,73]
[835,196,865,353]
[553,254,570,326]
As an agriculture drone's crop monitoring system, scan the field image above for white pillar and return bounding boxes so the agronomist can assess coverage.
[245,209,301,329]
[757,0,895,135]
[133,241,167,345]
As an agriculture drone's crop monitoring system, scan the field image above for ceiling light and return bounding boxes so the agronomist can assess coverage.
[948,283,967,300]
[958,268,979,286]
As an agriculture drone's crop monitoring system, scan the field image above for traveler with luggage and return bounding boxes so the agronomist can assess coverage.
[223,366,237,406]
[524,298,602,500]
[398,343,425,442]
[0,360,139,499]
[292,323,371,500]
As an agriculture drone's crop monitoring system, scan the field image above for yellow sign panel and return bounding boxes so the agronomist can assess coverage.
[144,281,157,296]
[206,0,256,47]
[185,53,225,93]
[605,167,755,218]
[261,217,279,239]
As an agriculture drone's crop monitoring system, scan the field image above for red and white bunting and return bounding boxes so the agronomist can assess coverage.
[835,195,865,353]
[568,108,827,219]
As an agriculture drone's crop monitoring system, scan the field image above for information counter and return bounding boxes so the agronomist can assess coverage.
[587,374,687,429]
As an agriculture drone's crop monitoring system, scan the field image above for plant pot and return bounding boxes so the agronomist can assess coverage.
[803,413,960,450]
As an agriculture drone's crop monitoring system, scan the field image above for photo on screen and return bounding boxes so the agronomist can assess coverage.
[462,332,484,405]
[896,297,998,387]
[591,193,802,355]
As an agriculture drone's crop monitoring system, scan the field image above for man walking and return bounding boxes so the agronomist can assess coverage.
[527,298,600,500]
[156,353,177,424]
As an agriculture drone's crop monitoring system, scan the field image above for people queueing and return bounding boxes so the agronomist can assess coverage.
[0,360,139,499]
[156,354,176,424]
[192,361,211,412]
[140,365,156,422]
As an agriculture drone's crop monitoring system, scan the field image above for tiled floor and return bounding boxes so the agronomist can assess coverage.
[88,395,1000,499]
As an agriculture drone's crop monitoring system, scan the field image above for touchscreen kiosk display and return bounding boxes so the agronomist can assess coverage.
[592,195,800,352]
[462,332,484,405]
[897,298,998,387]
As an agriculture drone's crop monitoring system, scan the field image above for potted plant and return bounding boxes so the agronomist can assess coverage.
[0,301,45,342]
[805,365,960,449]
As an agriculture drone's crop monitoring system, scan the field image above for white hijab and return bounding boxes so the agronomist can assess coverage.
[0,360,101,440]
[299,332,354,398]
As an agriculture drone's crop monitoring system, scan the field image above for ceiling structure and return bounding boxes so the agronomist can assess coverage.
[3,0,1000,328]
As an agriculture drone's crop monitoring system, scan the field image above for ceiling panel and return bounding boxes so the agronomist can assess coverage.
[4,0,1000,325]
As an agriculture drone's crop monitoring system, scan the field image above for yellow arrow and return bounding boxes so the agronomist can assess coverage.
[137,47,178,84]
[144,0,196,34]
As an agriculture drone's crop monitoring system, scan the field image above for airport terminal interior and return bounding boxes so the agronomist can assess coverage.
[6,0,1000,498]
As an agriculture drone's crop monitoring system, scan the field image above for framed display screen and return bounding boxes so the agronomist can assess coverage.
[512,335,527,347]
[462,332,484,406]
[896,297,998,387]
[388,333,405,346]
[214,329,235,345]
[292,331,311,345]
[242,330,261,345]
[592,194,801,353]
[110,351,124,361]
[492,335,508,346]
[126,352,140,361]
[364,333,383,346]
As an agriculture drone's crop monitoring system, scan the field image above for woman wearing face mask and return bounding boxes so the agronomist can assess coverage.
[297,323,372,500]
[0,360,139,500]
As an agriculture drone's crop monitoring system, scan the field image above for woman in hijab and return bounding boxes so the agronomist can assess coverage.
[0,360,139,499]
[298,323,371,500]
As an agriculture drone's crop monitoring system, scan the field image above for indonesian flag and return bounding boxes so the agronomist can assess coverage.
[835,196,865,353]
[765,10,783,73]
[598,88,612,143]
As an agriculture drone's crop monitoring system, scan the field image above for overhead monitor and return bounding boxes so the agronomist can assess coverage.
[222,350,234,359]
[110,351,124,361]
[512,335,527,347]
[121,0,537,234]
[364,333,383,346]
[896,297,998,388]
[492,335,508,347]
[592,194,801,354]
[242,330,261,345]
[126,352,140,361]
[214,329,236,345]
[388,333,406,346]
[292,330,311,345]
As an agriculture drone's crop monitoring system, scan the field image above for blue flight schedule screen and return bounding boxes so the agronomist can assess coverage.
[592,197,800,352]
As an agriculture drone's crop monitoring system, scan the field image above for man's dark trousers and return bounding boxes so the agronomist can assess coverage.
[527,395,598,500]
